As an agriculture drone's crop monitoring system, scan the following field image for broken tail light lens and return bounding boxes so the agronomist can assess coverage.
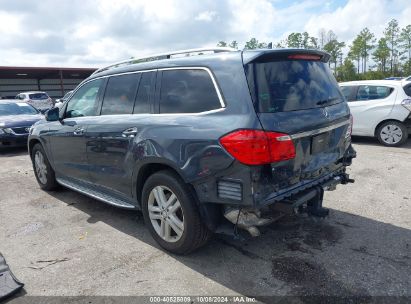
[219,129,296,165]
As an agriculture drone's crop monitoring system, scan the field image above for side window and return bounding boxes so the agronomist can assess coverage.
[340,86,357,102]
[133,72,155,114]
[65,79,103,118]
[356,85,393,101]
[160,69,221,114]
[101,74,139,115]
[403,84,411,97]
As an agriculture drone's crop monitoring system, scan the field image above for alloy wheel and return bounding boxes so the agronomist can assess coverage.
[34,151,48,184]
[147,185,184,243]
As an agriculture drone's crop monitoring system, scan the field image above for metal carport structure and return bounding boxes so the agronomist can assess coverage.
[0,66,96,99]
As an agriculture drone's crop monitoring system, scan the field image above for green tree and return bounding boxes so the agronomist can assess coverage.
[309,37,319,49]
[384,19,400,75]
[336,58,357,81]
[228,40,239,49]
[244,38,259,49]
[372,38,390,73]
[286,32,302,48]
[359,27,376,72]
[348,35,363,74]
[217,41,227,47]
[399,25,411,75]
[324,39,345,72]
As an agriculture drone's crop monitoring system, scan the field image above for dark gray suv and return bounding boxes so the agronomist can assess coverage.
[29,48,356,254]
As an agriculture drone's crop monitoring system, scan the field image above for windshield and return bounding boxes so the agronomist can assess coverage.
[0,103,39,116]
[29,93,49,100]
[246,60,344,113]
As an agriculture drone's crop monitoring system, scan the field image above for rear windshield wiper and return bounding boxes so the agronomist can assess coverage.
[316,97,341,106]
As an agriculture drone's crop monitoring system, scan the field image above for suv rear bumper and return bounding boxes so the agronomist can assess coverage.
[193,145,356,208]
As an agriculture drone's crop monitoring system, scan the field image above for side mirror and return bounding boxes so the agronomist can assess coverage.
[45,107,60,122]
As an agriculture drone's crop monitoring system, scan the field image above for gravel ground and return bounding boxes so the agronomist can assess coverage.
[1,137,410,303]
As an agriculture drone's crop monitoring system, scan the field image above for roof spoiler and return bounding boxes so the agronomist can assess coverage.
[242,49,331,64]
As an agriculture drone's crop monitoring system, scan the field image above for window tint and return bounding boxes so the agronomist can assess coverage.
[160,69,221,114]
[134,72,154,114]
[403,84,411,97]
[246,60,343,113]
[101,74,139,115]
[356,85,393,101]
[340,86,357,102]
[66,79,103,118]
[29,93,49,100]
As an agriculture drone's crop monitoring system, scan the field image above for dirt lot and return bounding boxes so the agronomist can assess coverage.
[1,138,410,302]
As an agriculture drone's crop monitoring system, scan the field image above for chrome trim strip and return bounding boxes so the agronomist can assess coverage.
[291,120,350,140]
[56,178,136,209]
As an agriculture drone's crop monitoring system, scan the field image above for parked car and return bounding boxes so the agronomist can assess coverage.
[54,90,73,108]
[15,91,53,112]
[28,48,356,254]
[0,100,43,147]
[384,77,404,81]
[340,80,411,146]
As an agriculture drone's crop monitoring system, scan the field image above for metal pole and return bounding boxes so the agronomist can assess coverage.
[59,70,64,96]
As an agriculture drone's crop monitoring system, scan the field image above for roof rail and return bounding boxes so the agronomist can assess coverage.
[92,47,237,75]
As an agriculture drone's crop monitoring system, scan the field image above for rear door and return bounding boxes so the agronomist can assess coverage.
[245,51,351,190]
[86,71,156,199]
[346,85,396,135]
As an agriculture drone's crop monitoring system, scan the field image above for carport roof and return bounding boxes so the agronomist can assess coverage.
[0,66,97,79]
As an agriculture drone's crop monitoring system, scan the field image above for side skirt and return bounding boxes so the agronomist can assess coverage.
[56,177,138,210]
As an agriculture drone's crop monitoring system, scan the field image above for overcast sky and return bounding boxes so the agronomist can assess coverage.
[0,0,410,68]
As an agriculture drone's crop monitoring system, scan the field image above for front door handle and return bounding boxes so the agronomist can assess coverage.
[73,127,85,136]
[122,127,138,138]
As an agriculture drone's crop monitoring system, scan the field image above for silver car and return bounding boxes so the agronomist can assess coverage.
[15,91,53,112]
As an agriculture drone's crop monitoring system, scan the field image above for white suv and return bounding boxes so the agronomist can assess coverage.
[340,80,411,146]
[15,91,53,112]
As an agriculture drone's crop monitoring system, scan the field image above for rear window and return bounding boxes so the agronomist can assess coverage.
[403,84,411,97]
[356,85,393,100]
[29,93,49,100]
[160,69,221,114]
[245,60,343,113]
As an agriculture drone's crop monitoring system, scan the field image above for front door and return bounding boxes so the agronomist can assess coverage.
[48,78,104,182]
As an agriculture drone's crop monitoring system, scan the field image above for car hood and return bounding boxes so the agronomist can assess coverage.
[0,114,44,128]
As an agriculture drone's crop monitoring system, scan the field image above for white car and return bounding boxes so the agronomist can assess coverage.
[15,91,53,112]
[340,80,411,146]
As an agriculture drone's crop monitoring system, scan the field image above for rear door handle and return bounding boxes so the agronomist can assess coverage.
[122,127,138,137]
[73,127,85,136]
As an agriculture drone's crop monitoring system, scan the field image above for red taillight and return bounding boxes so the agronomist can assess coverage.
[288,54,321,60]
[219,129,296,165]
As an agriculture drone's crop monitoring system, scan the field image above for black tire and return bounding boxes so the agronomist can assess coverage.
[376,121,408,147]
[31,143,59,191]
[141,170,211,254]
